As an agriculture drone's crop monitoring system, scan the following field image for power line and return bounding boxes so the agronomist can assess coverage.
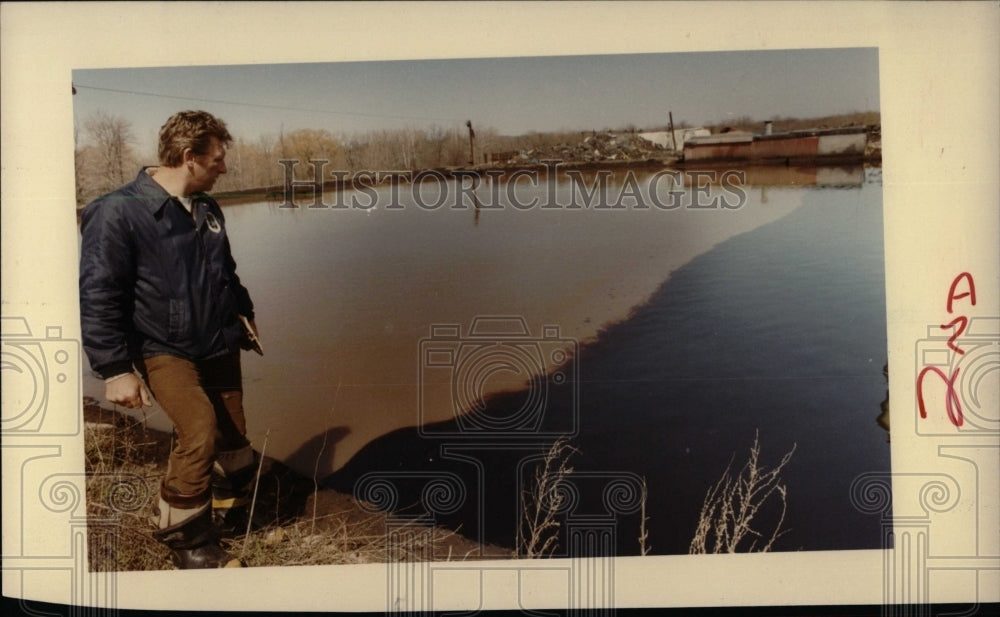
[72,83,463,124]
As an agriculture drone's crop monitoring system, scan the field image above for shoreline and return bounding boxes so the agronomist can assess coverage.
[83,398,510,570]
[214,148,881,207]
[203,173,818,476]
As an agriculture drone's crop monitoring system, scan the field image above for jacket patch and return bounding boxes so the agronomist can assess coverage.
[205,211,222,234]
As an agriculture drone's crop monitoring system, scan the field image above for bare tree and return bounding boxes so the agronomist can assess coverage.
[422,125,449,166]
[83,110,137,195]
[281,128,341,181]
[74,124,87,206]
[254,134,282,187]
[226,137,248,190]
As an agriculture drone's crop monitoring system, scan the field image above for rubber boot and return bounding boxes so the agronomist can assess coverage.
[211,445,258,537]
[151,499,243,569]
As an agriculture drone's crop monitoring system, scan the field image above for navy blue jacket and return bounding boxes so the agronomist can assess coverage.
[80,168,254,378]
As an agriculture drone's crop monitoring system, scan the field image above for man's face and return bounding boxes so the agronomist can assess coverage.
[189,136,227,192]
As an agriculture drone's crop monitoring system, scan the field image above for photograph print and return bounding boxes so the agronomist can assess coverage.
[71,47,888,572]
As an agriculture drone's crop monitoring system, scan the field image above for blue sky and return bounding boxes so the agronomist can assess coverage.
[72,48,879,156]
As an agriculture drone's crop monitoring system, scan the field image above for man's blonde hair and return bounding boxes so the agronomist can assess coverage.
[158,110,233,167]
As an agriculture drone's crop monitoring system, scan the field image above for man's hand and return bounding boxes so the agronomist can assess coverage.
[105,373,153,409]
[240,315,263,355]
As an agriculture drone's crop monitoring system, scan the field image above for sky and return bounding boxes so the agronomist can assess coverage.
[72,48,879,157]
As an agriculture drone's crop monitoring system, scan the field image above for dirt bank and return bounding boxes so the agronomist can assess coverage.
[83,398,509,571]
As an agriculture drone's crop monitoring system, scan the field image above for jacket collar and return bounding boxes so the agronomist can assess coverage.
[134,167,174,215]
[133,167,211,215]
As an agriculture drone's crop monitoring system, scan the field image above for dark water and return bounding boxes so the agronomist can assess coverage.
[572,184,889,554]
[322,171,889,556]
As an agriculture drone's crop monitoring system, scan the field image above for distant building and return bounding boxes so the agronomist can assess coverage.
[638,128,710,151]
[682,126,868,163]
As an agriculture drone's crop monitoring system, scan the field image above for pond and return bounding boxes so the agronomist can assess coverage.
[84,164,889,555]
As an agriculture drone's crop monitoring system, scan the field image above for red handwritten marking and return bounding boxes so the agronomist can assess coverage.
[946,271,976,314]
[940,315,969,355]
[916,365,964,427]
[917,272,976,428]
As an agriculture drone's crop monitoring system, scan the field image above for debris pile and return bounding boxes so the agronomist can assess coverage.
[499,132,671,165]
[864,125,882,160]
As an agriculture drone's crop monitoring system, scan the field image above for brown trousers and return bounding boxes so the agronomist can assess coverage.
[139,353,249,506]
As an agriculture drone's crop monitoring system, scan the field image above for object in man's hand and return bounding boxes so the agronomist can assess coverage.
[239,315,263,356]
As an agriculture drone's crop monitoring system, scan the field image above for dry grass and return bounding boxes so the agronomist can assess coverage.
[638,476,651,556]
[517,437,578,559]
[234,510,464,567]
[689,430,796,554]
[84,400,174,571]
[83,399,500,571]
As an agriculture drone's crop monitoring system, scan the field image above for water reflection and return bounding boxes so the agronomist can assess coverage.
[688,165,864,188]
[478,163,865,189]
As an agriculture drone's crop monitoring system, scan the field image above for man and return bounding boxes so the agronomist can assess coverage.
[80,110,259,569]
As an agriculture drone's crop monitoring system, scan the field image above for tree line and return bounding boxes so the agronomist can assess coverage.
[75,109,878,206]
[75,110,541,205]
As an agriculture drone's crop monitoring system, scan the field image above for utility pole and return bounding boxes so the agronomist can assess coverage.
[466,120,475,166]
[668,111,677,152]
